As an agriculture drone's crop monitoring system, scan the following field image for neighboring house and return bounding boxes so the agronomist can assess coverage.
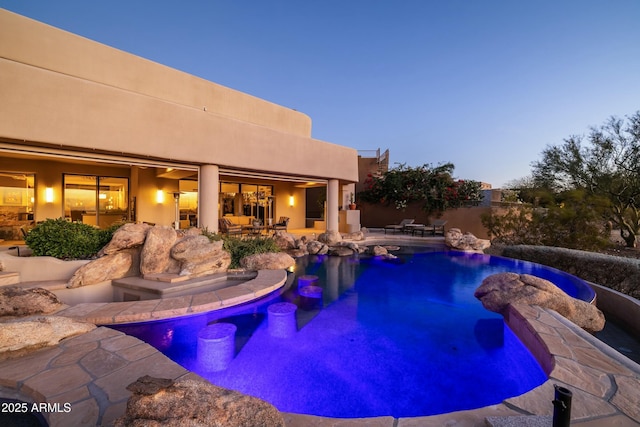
[0,9,359,238]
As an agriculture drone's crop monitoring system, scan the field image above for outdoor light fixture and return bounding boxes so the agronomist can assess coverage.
[156,189,165,204]
[44,187,54,203]
[289,196,295,207]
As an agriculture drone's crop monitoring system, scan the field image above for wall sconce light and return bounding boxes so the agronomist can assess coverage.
[289,196,295,207]
[156,190,165,204]
[45,187,54,203]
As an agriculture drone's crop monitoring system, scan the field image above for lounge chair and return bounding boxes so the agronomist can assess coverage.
[429,219,447,236]
[271,216,289,232]
[218,218,242,236]
[384,219,414,234]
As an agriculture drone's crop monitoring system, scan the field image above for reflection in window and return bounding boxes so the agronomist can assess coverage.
[64,175,128,228]
[0,172,35,231]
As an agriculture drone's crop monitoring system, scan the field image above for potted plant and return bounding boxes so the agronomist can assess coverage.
[348,193,357,210]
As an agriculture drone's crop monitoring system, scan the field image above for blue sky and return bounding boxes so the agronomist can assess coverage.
[2,1,639,187]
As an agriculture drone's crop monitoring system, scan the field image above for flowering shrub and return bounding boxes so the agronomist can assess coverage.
[359,163,483,214]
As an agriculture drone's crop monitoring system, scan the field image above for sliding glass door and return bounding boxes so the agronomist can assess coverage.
[64,175,129,228]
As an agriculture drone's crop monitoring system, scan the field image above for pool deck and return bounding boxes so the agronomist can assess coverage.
[1,234,639,426]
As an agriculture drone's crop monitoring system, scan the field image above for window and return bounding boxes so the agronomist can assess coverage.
[0,172,35,228]
[64,174,129,228]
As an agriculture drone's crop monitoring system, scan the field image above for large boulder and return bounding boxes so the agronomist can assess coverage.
[307,240,329,255]
[445,228,491,252]
[0,316,96,359]
[99,222,151,255]
[180,251,232,277]
[67,250,137,288]
[272,231,297,250]
[171,236,230,277]
[240,252,295,271]
[140,226,180,275]
[171,235,223,263]
[114,376,284,427]
[318,230,342,245]
[0,287,63,317]
[474,272,605,332]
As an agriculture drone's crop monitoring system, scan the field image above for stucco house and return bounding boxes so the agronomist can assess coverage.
[0,9,359,239]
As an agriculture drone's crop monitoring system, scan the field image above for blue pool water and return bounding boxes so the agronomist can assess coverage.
[112,248,595,418]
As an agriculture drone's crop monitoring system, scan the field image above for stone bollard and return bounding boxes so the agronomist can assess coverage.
[197,323,237,372]
[267,302,297,338]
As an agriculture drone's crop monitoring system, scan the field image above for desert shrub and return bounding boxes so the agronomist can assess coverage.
[482,190,610,251]
[25,218,120,260]
[222,235,281,268]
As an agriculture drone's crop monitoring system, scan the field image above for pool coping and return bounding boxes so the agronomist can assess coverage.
[53,269,288,325]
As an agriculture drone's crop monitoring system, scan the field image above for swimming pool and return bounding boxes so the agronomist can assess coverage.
[112,248,595,418]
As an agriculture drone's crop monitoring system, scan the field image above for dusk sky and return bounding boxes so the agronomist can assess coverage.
[2,1,639,187]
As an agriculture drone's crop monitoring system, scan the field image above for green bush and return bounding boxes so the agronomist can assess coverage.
[25,218,123,260]
[222,235,280,269]
[481,190,610,251]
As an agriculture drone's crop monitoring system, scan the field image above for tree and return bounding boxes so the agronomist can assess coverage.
[358,163,483,215]
[532,111,640,247]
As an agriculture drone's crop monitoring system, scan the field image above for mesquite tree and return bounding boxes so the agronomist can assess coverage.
[532,112,640,247]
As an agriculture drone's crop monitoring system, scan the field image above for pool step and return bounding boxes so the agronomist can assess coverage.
[112,272,254,300]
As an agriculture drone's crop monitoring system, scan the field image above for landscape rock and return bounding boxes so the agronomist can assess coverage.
[180,250,232,277]
[0,287,64,317]
[99,222,151,255]
[307,240,329,255]
[341,231,365,241]
[273,231,297,250]
[318,230,343,245]
[445,228,491,252]
[286,248,308,258]
[0,316,96,359]
[328,246,354,257]
[171,236,224,263]
[67,250,135,288]
[140,226,180,275]
[474,272,605,332]
[370,245,389,256]
[115,376,284,427]
[240,252,295,271]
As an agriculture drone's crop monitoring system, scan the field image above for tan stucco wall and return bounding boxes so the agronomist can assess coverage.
[0,9,359,183]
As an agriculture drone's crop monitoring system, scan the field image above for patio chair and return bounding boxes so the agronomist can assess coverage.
[218,218,242,236]
[429,219,447,236]
[271,216,289,232]
[384,219,414,234]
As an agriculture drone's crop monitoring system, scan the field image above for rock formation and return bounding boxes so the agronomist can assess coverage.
[474,272,605,332]
[0,286,64,317]
[445,228,491,252]
[0,316,96,359]
[67,250,137,288]
[115,376,285,427]
[140,225,180,275]
[67,226,231,287]
[99,222,151,255]
[240,252,295,271]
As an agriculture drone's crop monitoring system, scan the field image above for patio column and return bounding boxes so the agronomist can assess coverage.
[199,164,219,232]
[326,179,339,232]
